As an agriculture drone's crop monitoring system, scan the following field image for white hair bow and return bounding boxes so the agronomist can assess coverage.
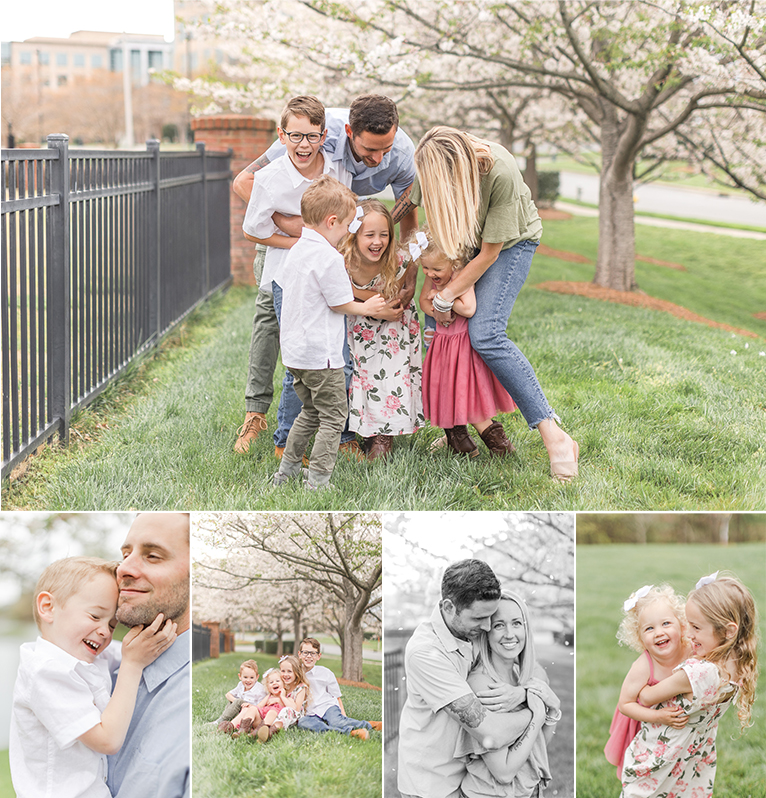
[695,571,719,590]
[623,584,653,612]
[348,206,364,233]
[408,231,430,260]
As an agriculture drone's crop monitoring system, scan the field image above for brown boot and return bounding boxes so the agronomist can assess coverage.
[350,728,369,740]
[368,720,383,732]
[365,435,393,461]
[217,721,235,735]
[479,421,516,456]
[444,426,479,457]
[234,412,267,453]
[269,721,283,739]
[256,723,270,743]
[339,438,365,460]
[232,716,253,738]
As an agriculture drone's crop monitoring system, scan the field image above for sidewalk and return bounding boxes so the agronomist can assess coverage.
[556,200,766,240]
[234,634,382,661]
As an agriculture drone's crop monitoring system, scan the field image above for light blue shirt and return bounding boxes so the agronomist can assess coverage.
[265,108,416,199]
[107,630,190,798]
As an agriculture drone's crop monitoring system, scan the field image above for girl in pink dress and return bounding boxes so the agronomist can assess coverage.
[604,584,692,776]
[412,229,516,457]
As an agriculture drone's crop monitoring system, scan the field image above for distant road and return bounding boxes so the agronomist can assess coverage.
[558,171,766,228]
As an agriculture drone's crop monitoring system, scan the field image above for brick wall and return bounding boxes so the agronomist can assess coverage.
[191,115,277,285]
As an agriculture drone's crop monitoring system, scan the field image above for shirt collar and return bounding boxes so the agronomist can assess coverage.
[300,227,332,247]
[284,150,333,188]
[142,629,190,692]
[429,604,474,660]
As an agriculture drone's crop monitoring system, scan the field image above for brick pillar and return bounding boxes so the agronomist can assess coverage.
[191,115,277,285]
[202,621,221,658]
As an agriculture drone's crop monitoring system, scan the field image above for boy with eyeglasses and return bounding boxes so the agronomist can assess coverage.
[296,637,382,738]
[241,96,353,457]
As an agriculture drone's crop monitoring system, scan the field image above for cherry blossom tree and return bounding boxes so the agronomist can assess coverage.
[178,0,766,291]
[194,512,381,681]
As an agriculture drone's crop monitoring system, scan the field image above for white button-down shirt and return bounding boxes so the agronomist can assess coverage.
[279,228,354,370]
[304,664,344,717]
[243,150,351,293]
[10,637,121,798]
[230,679,267,704]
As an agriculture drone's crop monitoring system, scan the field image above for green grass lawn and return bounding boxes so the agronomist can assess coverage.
[3,221,765,510]
[575,542,766,798]
[0,749,11,797]
[193,652,382,798]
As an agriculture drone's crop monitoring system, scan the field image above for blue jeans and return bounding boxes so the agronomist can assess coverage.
[297,705,372,734]
[467,240,557,430]
[273,282,355,446]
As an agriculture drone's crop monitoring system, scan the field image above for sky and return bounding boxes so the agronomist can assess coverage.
[3,0,176,43]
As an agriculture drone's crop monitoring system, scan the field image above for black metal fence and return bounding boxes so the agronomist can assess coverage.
[384,648,406,746]
[1,135,232,479]
[193,622,212,663]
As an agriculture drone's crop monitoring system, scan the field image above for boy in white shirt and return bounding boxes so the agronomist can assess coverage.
[242,95,356,458]
[212,658,267,731]
[297,637,382,739]
[10,556,177,798]
[273,175,387,489]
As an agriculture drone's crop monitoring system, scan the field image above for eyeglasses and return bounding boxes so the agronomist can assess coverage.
[299,650,319,657]
[284,131,324,144]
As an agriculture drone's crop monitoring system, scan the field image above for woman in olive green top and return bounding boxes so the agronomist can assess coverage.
[409,126,579,480]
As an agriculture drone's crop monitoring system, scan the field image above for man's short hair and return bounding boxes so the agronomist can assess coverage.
[348,94,399,137]
[441,559,501,612]
[280,95,326,131]
[300,637,321,653]
[301,174,356,226]
[33,557,118,627]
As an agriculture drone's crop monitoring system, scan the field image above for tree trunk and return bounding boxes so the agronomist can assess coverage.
[523,142,539,204]
[718,513,732,546]
[343,615,365,683]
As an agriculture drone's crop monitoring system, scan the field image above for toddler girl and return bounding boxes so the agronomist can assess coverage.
[256,654,312,741]
[604,584,692,775]
[339,199,425,461]
[229,668,286,739]
[620,573,759,797]
[413,229,517,457]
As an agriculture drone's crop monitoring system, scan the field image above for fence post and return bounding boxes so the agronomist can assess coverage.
[146,139,161,341]
[197,141,210,296]
[47,134,70,445]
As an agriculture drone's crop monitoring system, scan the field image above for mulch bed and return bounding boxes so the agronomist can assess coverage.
[338,678,382,691]
[536,281,761,339]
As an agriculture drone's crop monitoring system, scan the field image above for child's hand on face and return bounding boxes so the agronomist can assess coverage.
[121,613,178,669]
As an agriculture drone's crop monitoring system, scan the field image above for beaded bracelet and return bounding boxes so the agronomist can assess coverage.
[544,707,562,726]
[432,292,454,313]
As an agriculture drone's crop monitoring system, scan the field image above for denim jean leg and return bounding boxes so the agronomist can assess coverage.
[272,282,304,447]
[297,714,331,733]
[340,325,355,444]
[322,705,373,733]
[467,241,556,430]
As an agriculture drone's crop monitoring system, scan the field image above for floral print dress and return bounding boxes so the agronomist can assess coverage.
[347,263,425,437]
[275,683,307,729]
[620,658,737,798]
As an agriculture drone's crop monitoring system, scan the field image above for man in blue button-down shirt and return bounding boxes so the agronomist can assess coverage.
[107,513,190,798]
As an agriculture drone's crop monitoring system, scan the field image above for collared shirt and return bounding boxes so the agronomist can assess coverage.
[303,664,343,717]
[265,108,416,199]
[279,227,354,370]
[242,150,351,293]
[398,605,476,798]
[107,629,191,798]
[230,680,267,704]
[10,636,120,798]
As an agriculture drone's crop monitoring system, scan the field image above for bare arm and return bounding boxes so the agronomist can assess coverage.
[243,231,298,248]
[225,691,236,702]
[78,616,177,755]
[443,692,532,750]
[639,669,693,707]
[233,153,271,203]
[331,295,389,317]
[618,656,687,728]
[273,212,304,238]
[337,697,346,715]
[281,684,306,712]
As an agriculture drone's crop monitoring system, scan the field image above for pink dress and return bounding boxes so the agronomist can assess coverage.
[422,315,516,427]
[604,651,658,775]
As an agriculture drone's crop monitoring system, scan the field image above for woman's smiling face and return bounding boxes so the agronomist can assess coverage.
[488,598,526,663]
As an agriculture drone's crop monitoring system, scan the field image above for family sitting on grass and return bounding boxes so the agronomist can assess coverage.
[211,638,381,742]
[234,92,579,490]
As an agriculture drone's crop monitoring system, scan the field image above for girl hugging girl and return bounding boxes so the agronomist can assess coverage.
[339,199,425,461]
[412,229,517,458]
[614,574,758,798]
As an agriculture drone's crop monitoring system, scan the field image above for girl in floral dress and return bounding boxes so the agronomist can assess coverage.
[620,573,759,798]
[339,199,424,460]
[604,584,692,776]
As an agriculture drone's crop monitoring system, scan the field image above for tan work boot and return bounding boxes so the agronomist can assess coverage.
[350,728,369,740]
[234,412,267,453]
[339,439,364,460]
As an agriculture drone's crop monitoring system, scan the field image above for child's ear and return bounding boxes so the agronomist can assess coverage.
[724,621,738,640]
[36,591,55,624]
[277,126,287,145]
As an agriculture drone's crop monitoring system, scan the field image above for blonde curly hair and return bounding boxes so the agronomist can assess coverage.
[687,574,759,732]
[617,583,687,653]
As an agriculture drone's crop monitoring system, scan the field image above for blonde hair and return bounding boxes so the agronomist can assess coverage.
[687,574,759,731]
[279,654,312,709]
[280,95,325,131]
[474,591,537,686]
[617,584,687,653]
[414,126,494,261]
[338,199,399,300]
[239,660,259,678]
[403,227,466,280]
[33,556,119,627]
[301,175,357,227]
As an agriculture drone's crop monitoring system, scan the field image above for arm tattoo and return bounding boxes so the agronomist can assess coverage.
[245,153,271,174]
[392,190,416,224]
[444,694,487,729]
[508,716,537,752]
